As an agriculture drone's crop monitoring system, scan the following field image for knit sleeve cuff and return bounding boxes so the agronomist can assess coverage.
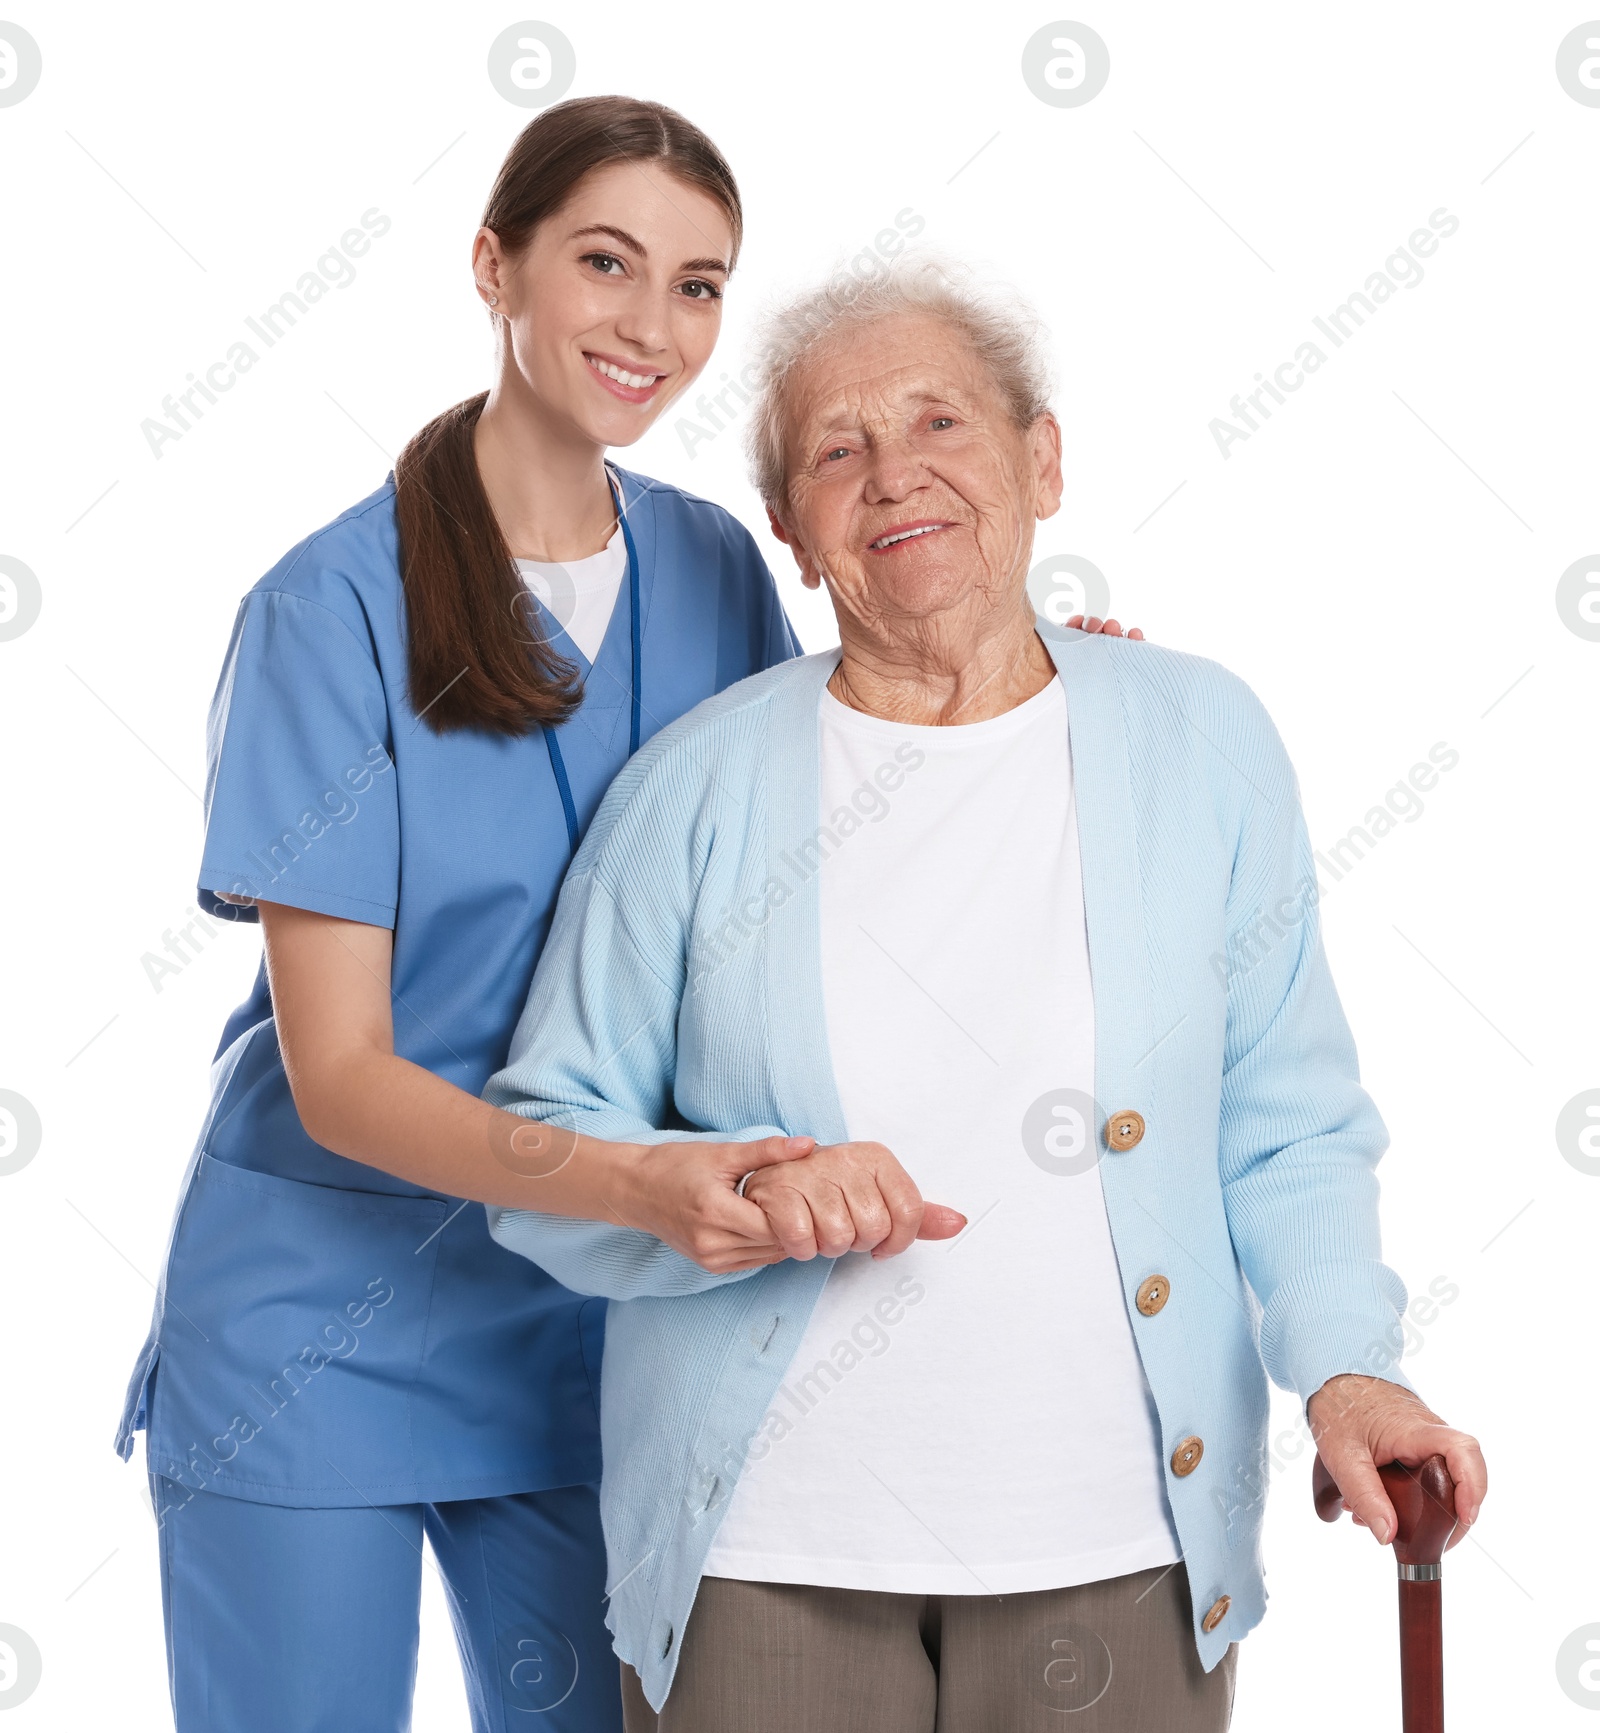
[1259,1259,1416,1400]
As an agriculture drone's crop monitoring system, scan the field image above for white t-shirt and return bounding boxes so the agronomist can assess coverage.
[702,677,1180,1595]
[515,527,625,665]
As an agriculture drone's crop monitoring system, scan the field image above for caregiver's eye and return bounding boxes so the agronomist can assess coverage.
[581,252,626,276]
[677,278,723,301]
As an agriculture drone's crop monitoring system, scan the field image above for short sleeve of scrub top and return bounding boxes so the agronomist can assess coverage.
[198,591,399,928]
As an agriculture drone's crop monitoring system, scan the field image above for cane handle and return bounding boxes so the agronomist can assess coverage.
[1312,1452,1458,1566]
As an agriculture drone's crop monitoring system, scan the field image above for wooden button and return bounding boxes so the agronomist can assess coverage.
[1136,1275,1171,1316]
[1106,1109,1145,1151]
[1201,1594,1231,1634]
[1170,1435,1204,1477]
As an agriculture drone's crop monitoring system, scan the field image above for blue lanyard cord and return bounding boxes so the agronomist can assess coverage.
[542,468,641,858]
[619,496,643,758]
[543,726,580,856]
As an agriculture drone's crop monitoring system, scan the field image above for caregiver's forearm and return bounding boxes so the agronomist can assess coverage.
[300,1050,812,1274]
[293,1043,646,1214]
[259,897,646,1215]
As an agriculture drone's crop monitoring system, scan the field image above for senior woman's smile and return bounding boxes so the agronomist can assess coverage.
[867,518,956,552]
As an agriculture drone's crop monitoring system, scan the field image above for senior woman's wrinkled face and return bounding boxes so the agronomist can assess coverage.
[769,311,1062,641]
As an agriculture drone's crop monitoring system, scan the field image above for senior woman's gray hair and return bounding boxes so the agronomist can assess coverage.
[743,255,1055,515]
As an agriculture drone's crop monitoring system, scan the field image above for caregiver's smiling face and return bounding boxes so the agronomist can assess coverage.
[770,310,1063,638]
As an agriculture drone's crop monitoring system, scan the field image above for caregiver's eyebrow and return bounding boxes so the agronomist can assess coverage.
[567,223,728,275]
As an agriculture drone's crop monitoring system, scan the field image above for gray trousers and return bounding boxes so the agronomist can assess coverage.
[622,1563,1236,1732]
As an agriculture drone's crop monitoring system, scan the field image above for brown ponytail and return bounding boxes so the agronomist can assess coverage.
[395,96,743,735]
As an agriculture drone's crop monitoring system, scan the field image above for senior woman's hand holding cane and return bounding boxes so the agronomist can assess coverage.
[1310,1376,1486,1733]
[1308,1373,1486,1548]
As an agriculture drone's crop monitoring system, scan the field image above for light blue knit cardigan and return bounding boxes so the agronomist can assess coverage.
[486,622,1410,1711]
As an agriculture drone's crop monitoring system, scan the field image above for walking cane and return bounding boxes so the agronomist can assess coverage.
[1312,1453,1459,1733]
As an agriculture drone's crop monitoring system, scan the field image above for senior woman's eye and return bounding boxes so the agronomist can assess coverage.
[928,416,956,431]
[824,446,852,462]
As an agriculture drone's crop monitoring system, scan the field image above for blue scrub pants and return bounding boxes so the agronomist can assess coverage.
[151,1475,623,1733]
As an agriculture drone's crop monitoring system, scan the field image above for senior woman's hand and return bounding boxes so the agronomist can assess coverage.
[743,1141,967,1262]
[1308,1374,1487,1550]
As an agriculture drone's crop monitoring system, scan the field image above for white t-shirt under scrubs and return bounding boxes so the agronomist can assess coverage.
[515,527,626,665]
[702,677,1181,1596]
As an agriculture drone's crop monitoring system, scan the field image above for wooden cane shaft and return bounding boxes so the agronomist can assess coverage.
[1398,1578,1444,1733]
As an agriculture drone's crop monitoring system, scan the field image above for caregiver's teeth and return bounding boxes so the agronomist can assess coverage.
[589,357,659,389]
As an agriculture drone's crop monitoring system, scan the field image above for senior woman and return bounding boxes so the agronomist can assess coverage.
[484,260,1487,1731]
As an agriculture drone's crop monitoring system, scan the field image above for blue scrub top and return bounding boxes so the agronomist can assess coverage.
[118,468,800,1509]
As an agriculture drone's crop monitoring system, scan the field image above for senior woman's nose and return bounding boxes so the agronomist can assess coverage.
[858,429,931,502]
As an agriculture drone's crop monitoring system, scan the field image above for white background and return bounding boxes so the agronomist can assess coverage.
[2,1,1597,1726]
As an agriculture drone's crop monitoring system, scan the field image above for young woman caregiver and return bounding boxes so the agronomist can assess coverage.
[114,96,856,1733]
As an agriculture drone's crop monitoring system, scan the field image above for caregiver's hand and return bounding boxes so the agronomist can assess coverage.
[1066,614,1145,640]
[609,1134,822,1275]
[1308,1374,1487,1552]
[742,1141,967,1262]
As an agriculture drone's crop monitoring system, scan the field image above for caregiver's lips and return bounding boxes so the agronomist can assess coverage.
[584,351,669,404]
[867,520,956,553]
